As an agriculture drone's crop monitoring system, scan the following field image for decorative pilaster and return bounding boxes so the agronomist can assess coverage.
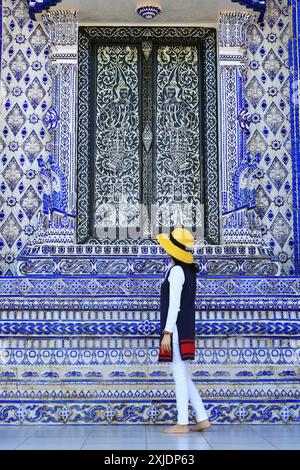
[290,0,300,274]
[34,9,78,245]
[219,11,261,245]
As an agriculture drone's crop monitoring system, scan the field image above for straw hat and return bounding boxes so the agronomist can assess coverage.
[156,227,195,264]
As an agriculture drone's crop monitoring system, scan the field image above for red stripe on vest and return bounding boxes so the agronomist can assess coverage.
[180,341,195,355]
[158,338,195,362]
[159,345,172,359]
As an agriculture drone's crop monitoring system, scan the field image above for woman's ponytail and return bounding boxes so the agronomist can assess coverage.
[192,262,200,274]
[171,256,200,274]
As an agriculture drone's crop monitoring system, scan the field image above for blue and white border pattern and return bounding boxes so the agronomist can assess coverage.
[0,402,299,425]
[0,274,300,425]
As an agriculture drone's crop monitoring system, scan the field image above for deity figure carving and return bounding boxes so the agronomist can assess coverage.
[107,84,135,130]
[161,83,187,129]
[160,81,197,132]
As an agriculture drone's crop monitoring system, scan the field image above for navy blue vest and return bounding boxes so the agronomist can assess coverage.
[158,263,196,362]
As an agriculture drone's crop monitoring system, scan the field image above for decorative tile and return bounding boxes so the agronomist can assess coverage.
[0,0,51,275]
[19,185,41,219]
[265,0,281,28]
[248,24,264,55]
[266,156,288,190]
[255,184,272,218]
[269,212,292,248]
[262,49,282,81]
[0,137,6,155]
[279,23,290,49]
[246,76,265,108]
[3,157,23,191]
[22,129,43,163]
[25,77,46,109]
[28,23,48,56]
[0,213,22,248]
[2,23,12,51]
[290,0,300,273]
[8,49,30,81]
[245,0,293,273]
[264,102,284,135]
[247,129,268,155]
[0,0,298,427]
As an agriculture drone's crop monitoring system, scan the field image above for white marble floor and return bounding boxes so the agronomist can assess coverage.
[0,424,299,450]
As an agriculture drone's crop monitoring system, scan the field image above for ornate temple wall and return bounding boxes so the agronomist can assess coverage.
[0,0,296,275]
[245,0,294,274]
[0,0,50,275]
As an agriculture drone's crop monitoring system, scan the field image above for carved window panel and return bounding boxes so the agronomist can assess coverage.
[94,45,141,232]
[77,27,219,244]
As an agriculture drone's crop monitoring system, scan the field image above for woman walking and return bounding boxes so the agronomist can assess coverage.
[156,227,211,434]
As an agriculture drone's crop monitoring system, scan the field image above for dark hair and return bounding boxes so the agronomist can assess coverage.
[171,256,200,274]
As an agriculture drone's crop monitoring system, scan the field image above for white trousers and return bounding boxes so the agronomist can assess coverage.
[170,327,208,425]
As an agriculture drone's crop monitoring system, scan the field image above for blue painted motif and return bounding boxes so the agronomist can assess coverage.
[37,155,68,217]
[43,106,60,131]
[233,152,260,210]
[245,0,294,274]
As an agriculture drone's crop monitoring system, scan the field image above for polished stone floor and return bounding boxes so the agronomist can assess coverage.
[0,424,300,450]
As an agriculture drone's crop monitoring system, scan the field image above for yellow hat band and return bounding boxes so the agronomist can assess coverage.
[156,232,194,264]
[169,232,191,253]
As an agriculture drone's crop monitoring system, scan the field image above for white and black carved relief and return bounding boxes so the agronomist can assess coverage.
[94,45,140,231]
[77,27,220,245]
[156,45,202,228]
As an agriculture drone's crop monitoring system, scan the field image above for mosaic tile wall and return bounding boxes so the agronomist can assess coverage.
[0,0,50,275]
[1,273,300,425]
[0,0,300,426]
[245,0,294,274]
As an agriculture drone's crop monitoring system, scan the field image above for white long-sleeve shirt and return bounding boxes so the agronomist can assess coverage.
[164,264,185,343]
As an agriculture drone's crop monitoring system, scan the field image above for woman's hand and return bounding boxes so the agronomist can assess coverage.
[160,334,171,352]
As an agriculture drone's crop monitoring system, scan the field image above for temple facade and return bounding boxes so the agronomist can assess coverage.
[0,0,300,425]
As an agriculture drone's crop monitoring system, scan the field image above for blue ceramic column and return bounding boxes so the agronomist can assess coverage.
[219,11,262,245]
[289,0,300,273]
[34,9,79,245]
